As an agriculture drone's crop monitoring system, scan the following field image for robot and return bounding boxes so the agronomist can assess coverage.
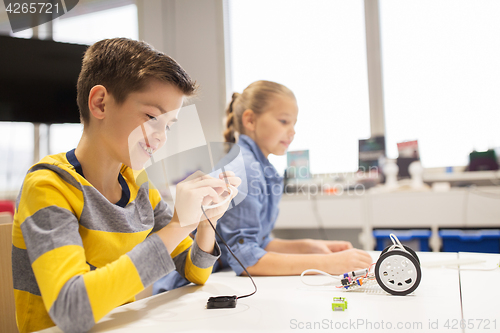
[374,237,421,296]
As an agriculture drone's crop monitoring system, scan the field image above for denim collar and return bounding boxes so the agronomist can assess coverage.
[238,134,282,180]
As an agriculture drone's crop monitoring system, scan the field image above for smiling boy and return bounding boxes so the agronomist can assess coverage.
[12,38,239,333]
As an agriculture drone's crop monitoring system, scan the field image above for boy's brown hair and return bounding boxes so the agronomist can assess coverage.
[77,38,197,125]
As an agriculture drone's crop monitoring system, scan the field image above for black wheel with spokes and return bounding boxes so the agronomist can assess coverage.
[375,249,421,296]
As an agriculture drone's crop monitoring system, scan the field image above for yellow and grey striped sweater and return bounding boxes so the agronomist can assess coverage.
[12,149,219,333]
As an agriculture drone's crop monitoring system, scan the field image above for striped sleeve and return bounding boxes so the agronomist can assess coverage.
[150,189,220,285]
[17,171,176,332]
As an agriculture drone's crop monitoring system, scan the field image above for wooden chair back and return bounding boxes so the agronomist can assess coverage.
[0,220,18,333]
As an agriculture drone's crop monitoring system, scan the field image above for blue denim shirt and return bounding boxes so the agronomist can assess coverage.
[216,134,283,275]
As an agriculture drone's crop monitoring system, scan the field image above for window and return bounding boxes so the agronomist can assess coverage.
[0,2,139,192]
[9,28,33,39]
[228,0,370,174]
[380,0,500,168]
[53,3,138,45]
[49,124,83,154]
[0,123,34,192]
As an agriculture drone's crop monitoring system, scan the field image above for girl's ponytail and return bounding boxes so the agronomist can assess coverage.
[224,92,240,143]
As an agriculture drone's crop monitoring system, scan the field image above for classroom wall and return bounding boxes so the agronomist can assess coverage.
[137,0,228,144]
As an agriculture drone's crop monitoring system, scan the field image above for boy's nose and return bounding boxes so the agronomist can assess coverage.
[153,130,167,145]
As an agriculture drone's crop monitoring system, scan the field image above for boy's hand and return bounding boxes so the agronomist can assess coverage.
[199,171,240,226]
[174,170,240,228]
[193,171,240,255]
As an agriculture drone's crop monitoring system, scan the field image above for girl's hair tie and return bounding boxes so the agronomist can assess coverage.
[228,92,240,113]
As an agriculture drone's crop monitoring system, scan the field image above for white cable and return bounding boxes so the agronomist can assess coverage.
[201,186,234,209]
[448,265,500,271]
[444,260,500,271]
[300,269,342,286]
[387,233,409,253]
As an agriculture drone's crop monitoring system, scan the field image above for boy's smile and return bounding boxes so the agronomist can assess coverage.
[138,140,156,156]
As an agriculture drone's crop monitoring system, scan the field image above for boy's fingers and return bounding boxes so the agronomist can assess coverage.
[229,186,238,198]
[202,194,215,206]
[188,178,227,190]
[221,176,241,188]
[194,186,220,203]
[182,170,206,182]
[213,186,225,195]
[219,171,235,178]
[212,186,238,203]
[183,171,223,184]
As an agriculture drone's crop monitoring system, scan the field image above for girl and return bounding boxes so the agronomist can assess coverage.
[217,80,372,276]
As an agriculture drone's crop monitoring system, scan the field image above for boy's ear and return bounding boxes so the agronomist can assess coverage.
[241,109,256,132]
[88,85,107,120]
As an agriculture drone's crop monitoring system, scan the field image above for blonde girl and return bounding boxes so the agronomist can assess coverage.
[216,80,372,276]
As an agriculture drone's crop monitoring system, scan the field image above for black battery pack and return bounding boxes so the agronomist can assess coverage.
[206,295,237,309]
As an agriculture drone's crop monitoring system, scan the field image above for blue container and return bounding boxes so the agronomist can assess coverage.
[373,229,431,252]
[439,229,500,253]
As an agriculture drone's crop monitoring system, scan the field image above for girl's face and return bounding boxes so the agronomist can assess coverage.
[251,95,298,158]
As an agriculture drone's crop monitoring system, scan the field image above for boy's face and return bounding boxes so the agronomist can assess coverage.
[99,79,184,170]
[253,95,298,158]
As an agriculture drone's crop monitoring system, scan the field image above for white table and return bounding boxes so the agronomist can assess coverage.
[39,252,482,333]
[459,252,500,333]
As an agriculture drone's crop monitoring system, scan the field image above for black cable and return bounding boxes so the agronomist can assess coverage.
[201,205,257,299]
[311,195,329,240]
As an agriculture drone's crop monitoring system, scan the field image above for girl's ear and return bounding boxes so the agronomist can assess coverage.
[241,109,256,132]
[88,85,107,121]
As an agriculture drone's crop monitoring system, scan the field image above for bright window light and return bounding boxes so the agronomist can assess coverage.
[53,4,138,45]
[380,0,500,168]
[50,123,83,154]
[0,122,34,191]
[9,28,33,39]
[228,0,370,174]
[0,4,139,191]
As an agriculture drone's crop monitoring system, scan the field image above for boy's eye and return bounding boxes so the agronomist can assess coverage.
[147,114,157,121]
[166,125,171,132]
[280,120,287,125]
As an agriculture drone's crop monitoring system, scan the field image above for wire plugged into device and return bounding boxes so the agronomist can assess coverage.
[201,205,257,309]
[300,267,376,289]
[300,269,341,286]
[300,234,422,296]
[386,233,408,252]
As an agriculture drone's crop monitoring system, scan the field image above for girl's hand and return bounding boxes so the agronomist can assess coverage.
[304,239,353,254]
[322,240,353,252]
[324,249,373,274]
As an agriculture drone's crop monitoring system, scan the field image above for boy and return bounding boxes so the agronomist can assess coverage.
[12,38,239,333]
